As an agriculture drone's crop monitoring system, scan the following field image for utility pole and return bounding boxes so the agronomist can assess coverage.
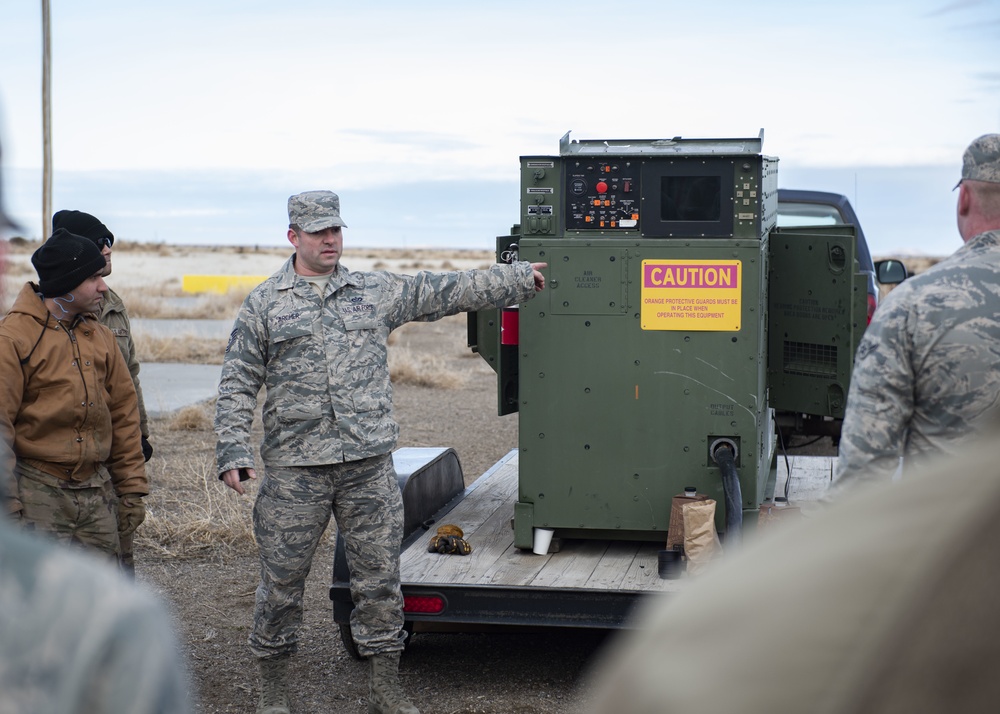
[41,0,52,241]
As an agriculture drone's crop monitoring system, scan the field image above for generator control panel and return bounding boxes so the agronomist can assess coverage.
[564,160,641,231]
[519,131,778,240]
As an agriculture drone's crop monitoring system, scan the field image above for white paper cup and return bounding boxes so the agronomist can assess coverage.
[532,527,555,555]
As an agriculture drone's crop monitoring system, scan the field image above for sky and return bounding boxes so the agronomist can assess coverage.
[1,0,998,256]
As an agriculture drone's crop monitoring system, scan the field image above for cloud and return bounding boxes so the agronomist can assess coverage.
[926,0,991,17]
[973,71,1000,89]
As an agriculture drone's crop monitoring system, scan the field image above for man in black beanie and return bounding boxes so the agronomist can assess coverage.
[0,228,148,562]
[52,209,152,575]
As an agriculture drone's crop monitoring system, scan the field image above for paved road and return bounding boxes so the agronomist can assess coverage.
[141,363,222,417]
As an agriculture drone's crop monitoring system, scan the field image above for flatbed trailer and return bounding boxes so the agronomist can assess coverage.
[330,446,835,657]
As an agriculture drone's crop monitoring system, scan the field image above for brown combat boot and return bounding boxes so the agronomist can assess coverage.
[369,651,419,714]
[257,655,291,714]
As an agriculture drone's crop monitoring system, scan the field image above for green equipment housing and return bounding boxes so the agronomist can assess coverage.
[468,131,868,550]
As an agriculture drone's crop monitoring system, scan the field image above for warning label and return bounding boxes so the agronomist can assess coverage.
[641,260,742,331]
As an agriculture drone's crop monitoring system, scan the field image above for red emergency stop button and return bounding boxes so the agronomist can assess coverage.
[596,181,608,194]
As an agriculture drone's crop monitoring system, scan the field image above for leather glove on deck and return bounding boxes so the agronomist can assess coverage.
[118,494,146,539]
[427,524,472,555]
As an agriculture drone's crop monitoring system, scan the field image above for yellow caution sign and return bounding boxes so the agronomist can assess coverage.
[640,260,742,331]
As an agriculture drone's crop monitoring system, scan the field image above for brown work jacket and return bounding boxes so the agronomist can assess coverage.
[0,283,146,504]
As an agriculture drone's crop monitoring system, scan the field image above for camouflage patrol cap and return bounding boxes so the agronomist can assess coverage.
[287,190,348,232]
[955,134,1000,189]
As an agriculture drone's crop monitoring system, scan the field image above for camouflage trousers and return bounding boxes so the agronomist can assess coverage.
[13,460,120,562]
[249,453,405,660]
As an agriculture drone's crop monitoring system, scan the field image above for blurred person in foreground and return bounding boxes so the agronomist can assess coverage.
[586,432,1000,714]
[214,190,547,714]
[0,228,147,560]
[836,134,1000,484]
[0,143,192,712]
[0,479,194,713]
[52,208,153,576]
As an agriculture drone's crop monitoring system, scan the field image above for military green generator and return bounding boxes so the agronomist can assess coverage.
[469,132,867,550]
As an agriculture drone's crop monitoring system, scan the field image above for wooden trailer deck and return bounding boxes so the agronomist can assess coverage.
[399,449,837,595]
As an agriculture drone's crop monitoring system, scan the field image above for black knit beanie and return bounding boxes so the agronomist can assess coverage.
[31,228,109,297]
[51,209,115,247]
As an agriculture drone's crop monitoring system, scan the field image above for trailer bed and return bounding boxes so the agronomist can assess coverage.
[332,446,837,641]
[401,450,681,596]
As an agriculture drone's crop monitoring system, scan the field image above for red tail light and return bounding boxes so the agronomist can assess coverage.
[403,595,445,614]
[867,294,877,325]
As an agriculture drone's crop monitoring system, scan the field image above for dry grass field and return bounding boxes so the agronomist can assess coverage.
[0,239,946,712]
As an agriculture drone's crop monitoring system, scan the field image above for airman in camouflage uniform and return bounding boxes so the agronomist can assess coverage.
[52,209,154,576]
[837,134,1000,484]
[214,190,547,714]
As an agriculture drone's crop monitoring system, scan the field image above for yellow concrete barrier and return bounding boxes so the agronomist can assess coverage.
[182,275,269,295]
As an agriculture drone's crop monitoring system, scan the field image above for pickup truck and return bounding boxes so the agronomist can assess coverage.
[777,189,879,323]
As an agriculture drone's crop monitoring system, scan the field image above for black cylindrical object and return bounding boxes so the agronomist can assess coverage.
[657,549,684,579]
[711,443,743,544]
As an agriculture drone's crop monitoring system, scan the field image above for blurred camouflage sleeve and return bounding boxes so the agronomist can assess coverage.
[0,526,194,712]
[836,289,916,484]
[215,295,268,475]
[384,262,536,329]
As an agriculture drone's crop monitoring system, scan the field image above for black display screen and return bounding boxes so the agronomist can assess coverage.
[639,160,734,237]
[659,176,722,222]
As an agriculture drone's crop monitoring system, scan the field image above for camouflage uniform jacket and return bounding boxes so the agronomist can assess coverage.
[837,229,1000,482]
[100,286,149,439]
[0,283,147,507]
[0,520,192,713]
[215,257,536,471]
